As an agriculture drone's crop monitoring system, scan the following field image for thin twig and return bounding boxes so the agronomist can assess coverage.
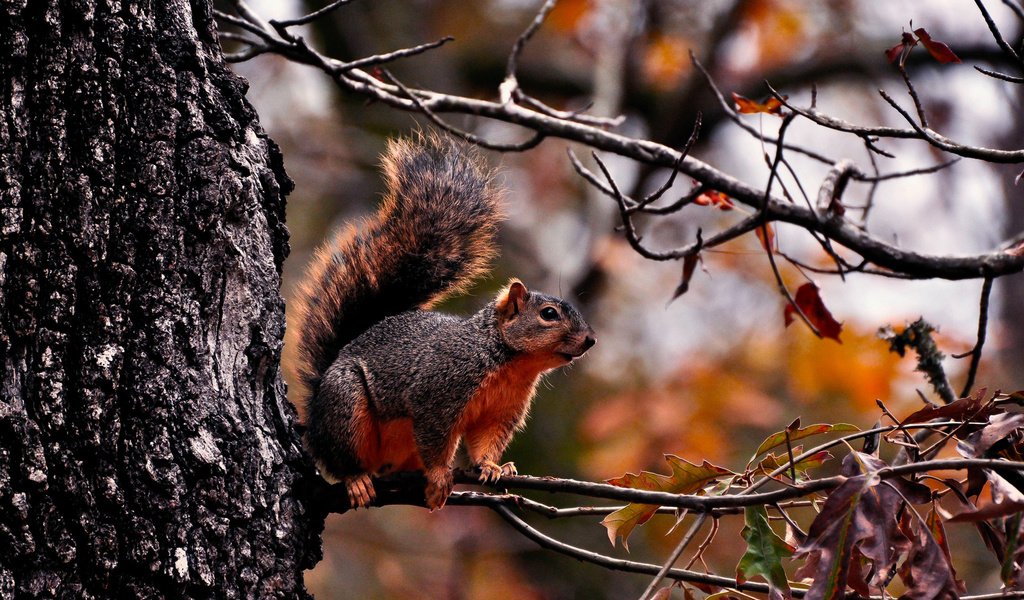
[691,52,834,164]
[220,2,1024,282]
[505,0,558,81]
[878,89,1024,163]
[974,65,1024,83]
[337,37,455,73]
[1002,0,1024,21]
[758,113,825,339]
[852,158,960,182]
[958,277,994,397]
[974,0,1024,65]
[489,505,778,594]
[897,64,929,129]
[640,513,709,600]
[381,69,545,152]
[271,0,355,28]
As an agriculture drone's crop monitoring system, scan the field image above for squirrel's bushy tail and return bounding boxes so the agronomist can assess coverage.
[290,135,502,417]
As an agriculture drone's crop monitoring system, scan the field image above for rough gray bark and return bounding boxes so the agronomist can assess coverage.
[999,87,1024,390]
[0,0,321,597]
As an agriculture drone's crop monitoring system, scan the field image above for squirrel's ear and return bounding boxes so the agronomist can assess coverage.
[496,279,529,319]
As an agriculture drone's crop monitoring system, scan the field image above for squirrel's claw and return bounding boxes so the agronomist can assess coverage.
[344,473,376,509]
[478,460,517,483]
[425,467,454,511]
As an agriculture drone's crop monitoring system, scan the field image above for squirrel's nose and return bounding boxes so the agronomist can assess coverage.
[582,336,596,350]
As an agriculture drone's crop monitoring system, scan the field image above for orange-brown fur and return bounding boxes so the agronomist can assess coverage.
[459,353,561,463]
[294,136,595,510]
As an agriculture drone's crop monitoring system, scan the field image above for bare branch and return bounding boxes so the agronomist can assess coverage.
[879,89,1024,163]
[897,64,930,129]
[974,0,1024,65]
[504,0,558,82]
[691,52,835,164]
[337,37,456,73]
[219,1,1024,281]
[769,83,1024,163]
[640,513,709,600]
[567,148,707,216]
[816,159,859,215]
[381,69,545,152]
[974,65,1024,83]
[489,504,778,595]
[851,157,960,182]
[270,0,355,29]
[957,277,995,397]
[1003,0,1024,21]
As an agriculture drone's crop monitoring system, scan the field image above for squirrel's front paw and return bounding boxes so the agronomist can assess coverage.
[425,467,454,511]
[478,460,517,483]
[344,473,376,509]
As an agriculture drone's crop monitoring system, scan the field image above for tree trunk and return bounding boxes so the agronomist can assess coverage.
[0,1,320,597]
[999,87,1024,389]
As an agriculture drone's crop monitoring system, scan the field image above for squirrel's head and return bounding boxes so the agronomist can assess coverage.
[494,279,596,367]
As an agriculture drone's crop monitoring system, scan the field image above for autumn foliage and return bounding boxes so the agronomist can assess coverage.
[603,389,1024,598]
[219,0,1024,598]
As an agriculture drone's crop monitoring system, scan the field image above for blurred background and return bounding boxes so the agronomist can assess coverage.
[227,0,1023,597]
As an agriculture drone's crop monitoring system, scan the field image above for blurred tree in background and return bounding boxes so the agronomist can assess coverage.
[222,0,1024,598]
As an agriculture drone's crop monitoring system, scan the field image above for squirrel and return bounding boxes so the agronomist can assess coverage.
[291,134,596,510]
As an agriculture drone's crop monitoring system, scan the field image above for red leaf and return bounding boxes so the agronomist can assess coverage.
[885,31,917,64]
[783,282,843,343]
[672,254,701,300]
[732,92,786,116]
[694,190,734,211]
[914,28,961,64]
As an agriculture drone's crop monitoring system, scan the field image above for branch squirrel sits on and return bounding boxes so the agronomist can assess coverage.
[291,135,596,510]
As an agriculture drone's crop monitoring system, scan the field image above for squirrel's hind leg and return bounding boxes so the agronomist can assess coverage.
[412,421,461,511]
[307,360,383,506]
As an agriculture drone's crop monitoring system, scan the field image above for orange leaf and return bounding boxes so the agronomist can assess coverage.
[603,456,735,549]
[783,282,842,343]
[914,28,961,64]
[755,223,774,252]
[732,92,786,116]
[694,190,734,211]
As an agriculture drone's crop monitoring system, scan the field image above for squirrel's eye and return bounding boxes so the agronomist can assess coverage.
[540,307,560,321]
